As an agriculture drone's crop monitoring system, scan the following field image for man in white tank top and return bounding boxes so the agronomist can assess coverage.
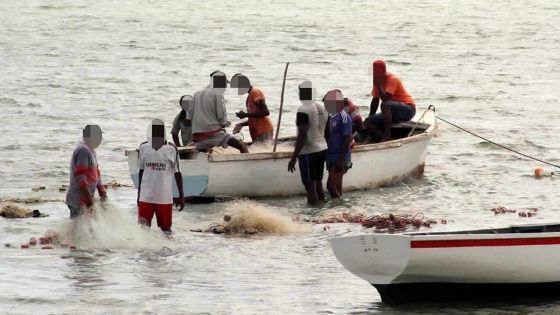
[288,81,328,204]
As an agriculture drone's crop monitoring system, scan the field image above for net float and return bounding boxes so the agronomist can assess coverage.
[21,244,29,249]
[41,245,53,250]
[29,237,37,245]
[534,167,544,178]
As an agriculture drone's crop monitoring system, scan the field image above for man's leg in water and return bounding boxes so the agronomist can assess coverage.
[155,204,173,232]
[327,167,342,199]
[227,137,248,153]
[307,182,319,204]
[138,202,155,227]
[315,180,325,202]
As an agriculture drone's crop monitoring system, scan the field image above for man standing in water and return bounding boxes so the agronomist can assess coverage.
[288,81,329,204]
[364,60,416,141]
[191,70,248,153]
[137,119,185,233]
[230,73,274,144]
[324,89,353,199]
[65,124,107,218]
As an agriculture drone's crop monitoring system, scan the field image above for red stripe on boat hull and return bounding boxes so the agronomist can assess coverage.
[411,237,560,248]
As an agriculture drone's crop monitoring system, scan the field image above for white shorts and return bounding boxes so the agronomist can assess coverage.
[195,131,232,150]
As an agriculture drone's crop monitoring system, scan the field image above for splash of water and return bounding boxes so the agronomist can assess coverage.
[56,201,170,250]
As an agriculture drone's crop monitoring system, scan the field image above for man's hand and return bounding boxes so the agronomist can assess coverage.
[288,157,297,173]
[235,111,248,119]
[178,196,185,211]
[233,123,243,134]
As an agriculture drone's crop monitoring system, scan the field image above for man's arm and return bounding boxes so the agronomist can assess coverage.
[172,147,184,210]
[233,121,249,134]
[376,84,392,101]
[171,134,181,147]
[237,100,270,118]
[216,95,228,126]
[369,97,380,116]
[174,172,185,211]
[288,112,309,172]
[96,167,107,199]
[137,169,143,206]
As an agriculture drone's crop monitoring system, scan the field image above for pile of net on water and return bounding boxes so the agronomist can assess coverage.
[193,200,302,235]
[0,203,34,218]
[18,201,169,251]
[293,210,447,232]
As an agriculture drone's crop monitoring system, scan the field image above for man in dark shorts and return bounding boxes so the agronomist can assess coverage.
[364,60,416,142]
[288,81,329,204]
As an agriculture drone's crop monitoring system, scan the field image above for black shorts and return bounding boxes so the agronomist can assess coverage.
[298,150,326,188]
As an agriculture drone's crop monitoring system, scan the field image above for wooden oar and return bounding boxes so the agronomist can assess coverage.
[273,62,290,152]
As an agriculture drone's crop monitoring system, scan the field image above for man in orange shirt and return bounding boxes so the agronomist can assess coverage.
[364,60,416,142]
[231,73,274,143]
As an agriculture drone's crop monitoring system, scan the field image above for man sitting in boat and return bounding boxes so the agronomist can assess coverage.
[192,70,248,153]
[171,95,193,149]
[324,89,353,199]
[231,73,274,144]
[288,81,329,204]
[364,60,416,142]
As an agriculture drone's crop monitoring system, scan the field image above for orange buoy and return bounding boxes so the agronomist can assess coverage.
[534,167,544,178]
[69,244,77,250]
[21,244,29,249]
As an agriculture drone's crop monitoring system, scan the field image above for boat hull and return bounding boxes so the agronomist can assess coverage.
[330,226,560,304]
[125,114,437,197]
[373,282,560,304]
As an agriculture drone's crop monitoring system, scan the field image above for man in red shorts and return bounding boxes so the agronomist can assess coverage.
[137,119,184,233]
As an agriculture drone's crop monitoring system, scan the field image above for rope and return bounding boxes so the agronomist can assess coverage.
[408,105,437,137]
[434,107,560,169]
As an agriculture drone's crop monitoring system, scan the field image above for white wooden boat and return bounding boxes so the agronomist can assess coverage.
[125,111,437,198]
[330,223,560,304]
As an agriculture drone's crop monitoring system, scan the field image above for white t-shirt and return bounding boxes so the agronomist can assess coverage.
[296,101,328,155]
[138,142,180,204]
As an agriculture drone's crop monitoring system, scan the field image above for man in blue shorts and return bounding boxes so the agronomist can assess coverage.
[324,89,353,198]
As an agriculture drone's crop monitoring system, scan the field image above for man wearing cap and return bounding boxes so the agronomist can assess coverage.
[65,124,107,219]
[231,73,274,144]
[191,70,248,153]
[364,60,416,142]
[171,95,193,151]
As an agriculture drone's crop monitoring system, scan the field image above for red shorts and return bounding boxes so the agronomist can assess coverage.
[138,201,172,231]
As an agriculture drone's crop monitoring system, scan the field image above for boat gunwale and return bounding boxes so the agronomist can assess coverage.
[206,119,438,163]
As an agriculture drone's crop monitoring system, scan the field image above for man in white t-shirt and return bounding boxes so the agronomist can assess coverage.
[288,81,329,204]
[137,119,185,232]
